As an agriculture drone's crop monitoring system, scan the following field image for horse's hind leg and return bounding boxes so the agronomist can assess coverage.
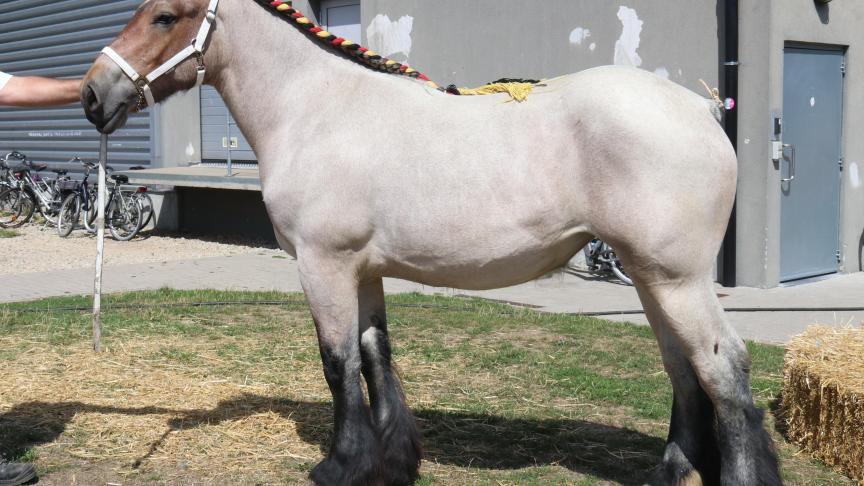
[358,278,422,485]
[635,277,781,485]
[640,291,720,486]
[298,257,380,486]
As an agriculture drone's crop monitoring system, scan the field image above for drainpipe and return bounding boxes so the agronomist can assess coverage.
[720,0,739,287]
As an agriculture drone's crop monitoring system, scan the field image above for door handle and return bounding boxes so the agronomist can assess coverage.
[782,143,796,182]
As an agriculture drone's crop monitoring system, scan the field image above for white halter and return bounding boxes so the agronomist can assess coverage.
[101,0,220,109]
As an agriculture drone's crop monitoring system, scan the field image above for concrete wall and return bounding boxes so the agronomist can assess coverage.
[737,0,864,287]
[361,0,724,95]
[152,89,203,169]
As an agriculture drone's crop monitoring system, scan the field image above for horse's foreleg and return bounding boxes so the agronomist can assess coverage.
[299,258,380,486]
[358,278,422,485]
[636,278,781,486]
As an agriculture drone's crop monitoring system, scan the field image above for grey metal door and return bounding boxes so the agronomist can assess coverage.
[780,47,844,281]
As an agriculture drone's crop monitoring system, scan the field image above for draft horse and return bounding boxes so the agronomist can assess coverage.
[81,0,781,484]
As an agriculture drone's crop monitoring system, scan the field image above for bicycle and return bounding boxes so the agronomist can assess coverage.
[84,171,143,241]
[0,153,72,228]
[0,152,25,189]
[581,239,633,286]
[56,158,96,238]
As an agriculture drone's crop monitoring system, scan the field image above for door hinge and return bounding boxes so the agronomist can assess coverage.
[836,250,842,263]
[841,62,846,75]
[839,157,844,171]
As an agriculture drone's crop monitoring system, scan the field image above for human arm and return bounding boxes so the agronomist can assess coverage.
[0,76,83,107]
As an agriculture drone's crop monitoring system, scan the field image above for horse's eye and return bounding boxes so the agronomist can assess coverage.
[153,13,178,26]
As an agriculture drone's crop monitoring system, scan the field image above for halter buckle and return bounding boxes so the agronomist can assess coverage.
[134,78,150,109]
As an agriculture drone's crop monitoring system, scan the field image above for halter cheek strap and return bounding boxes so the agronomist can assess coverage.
[101,0,220,109]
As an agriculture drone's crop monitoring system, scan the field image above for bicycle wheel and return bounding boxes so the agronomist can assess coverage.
[107,197,142,241]
[57,193,81,238]
[134,192,154,230]
[40,193,62,226]
[0,188,35,228]
[83,191,98,233]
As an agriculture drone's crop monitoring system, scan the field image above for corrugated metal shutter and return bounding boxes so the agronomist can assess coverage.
[0,0,151,167]
[200,87,256,163]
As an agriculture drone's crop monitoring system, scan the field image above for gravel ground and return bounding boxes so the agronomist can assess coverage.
[0,224,283,276]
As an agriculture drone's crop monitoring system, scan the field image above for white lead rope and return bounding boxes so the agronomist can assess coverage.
[101,0,220,109]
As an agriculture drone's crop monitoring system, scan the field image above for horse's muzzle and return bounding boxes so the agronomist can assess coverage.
[81,63,135,134]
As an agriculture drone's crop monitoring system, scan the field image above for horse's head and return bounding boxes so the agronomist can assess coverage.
[82,0,217,133]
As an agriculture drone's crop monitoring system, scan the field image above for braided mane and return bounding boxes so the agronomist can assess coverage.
[254,1,539,101]
[255,1,440,89]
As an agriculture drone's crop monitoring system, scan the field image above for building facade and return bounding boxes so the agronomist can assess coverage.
[0,0,861,288]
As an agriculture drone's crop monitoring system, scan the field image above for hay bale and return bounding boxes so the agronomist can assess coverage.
[781,325,864,483]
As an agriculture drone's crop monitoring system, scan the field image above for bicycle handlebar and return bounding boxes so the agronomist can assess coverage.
[2,151,26,162]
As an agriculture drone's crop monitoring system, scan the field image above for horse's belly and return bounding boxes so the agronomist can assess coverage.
[380,229,590,290]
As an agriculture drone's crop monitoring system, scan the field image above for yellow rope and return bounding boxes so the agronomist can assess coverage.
[456,82,536,102]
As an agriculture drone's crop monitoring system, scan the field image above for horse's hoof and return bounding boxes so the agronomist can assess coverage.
[645,466,703,486]
[309,453,378,486]
[379,435,421,485]
[378,414,422,485]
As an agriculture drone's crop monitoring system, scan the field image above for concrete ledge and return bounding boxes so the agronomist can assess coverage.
[122,166,261,191]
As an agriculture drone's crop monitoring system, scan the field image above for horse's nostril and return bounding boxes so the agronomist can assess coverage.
[84,83,100,110]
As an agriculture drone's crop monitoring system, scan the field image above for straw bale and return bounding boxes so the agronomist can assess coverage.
[781,325,864,484]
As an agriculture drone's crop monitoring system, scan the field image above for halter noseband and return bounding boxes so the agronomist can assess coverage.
[101,0,220,110]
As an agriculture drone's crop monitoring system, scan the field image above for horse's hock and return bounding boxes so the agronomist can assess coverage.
[781,326,864,483]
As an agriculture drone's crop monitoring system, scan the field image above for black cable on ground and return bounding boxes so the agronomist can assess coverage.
[2,298,863,317]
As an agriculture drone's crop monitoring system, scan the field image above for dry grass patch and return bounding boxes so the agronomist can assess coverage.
[0,290,854,485]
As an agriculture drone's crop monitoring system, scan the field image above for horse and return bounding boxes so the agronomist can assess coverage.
[80,1,781,484]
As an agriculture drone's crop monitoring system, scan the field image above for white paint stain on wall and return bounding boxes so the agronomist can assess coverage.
[654,67,669,79]
[367,14,414,61]
[614,6,643,67]
[850,162,861,189]
[589,42,597,52]
[569,27,591,46]
[810,97,816,107]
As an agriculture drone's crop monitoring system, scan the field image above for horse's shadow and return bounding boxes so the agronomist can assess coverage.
[0,394,664,484]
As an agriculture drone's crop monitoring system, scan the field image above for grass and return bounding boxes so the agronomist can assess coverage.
[0,289,852,485]
[0,228,19,238]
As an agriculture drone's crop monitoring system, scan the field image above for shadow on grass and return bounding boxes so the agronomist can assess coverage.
[0,394,663,484]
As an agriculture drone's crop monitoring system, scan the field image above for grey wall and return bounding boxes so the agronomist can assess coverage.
[152,89,202,169]
[361,0,723,94]
[737,0,864,287]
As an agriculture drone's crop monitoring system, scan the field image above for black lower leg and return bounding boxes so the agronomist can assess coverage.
[360,318,421,486]
[311,343,380,486]
[715,400,781,486]
[650,388,720,486]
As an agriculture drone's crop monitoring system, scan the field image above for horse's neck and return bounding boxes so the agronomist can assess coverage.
[207,0,382,163]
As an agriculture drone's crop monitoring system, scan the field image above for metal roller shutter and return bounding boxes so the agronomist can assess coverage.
[198,1,360,166]
[200,86,256,164]
[0,0,151,167]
